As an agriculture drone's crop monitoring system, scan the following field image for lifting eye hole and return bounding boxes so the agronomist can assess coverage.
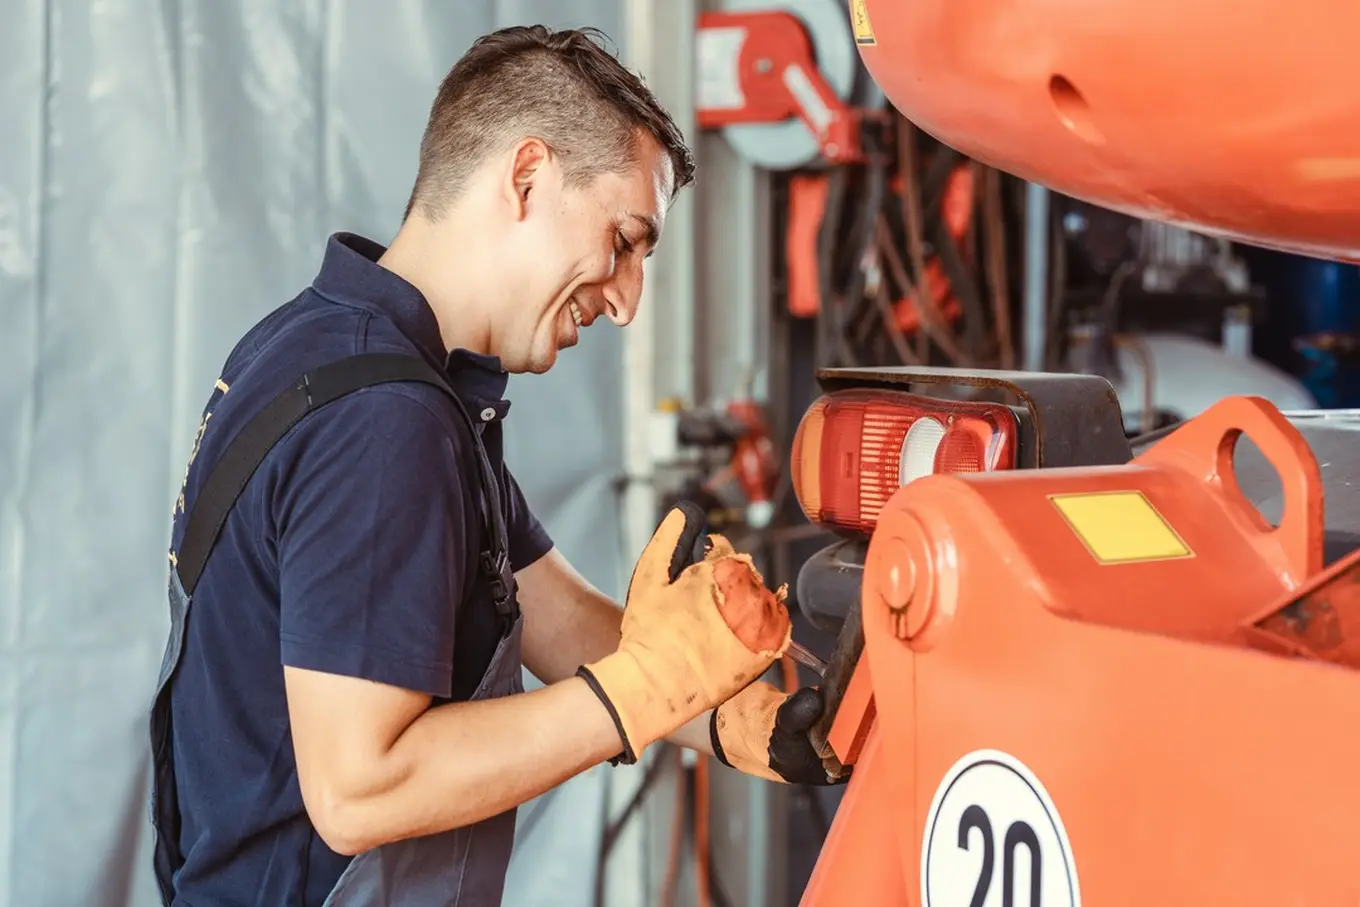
[1049,74,1105,146]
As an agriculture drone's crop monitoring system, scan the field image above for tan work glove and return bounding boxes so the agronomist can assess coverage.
[578,503,792,763]
[712,682,848,785]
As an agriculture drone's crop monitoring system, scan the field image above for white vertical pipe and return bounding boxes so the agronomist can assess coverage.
[608,0,657,897]
[1023,181,1050,371]
[618,0,699,570]
[620,0,659,578]
[652,3,697,407]
[696,132,770,407]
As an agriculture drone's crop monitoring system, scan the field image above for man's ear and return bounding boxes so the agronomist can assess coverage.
[503,137,551,222]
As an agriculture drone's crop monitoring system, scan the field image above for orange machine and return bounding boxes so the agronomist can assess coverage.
[789,367,1360,905]
[845,0,1360,262]
[768,3,1360,902]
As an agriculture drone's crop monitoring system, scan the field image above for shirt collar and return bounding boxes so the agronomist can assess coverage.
[310,232,511,420]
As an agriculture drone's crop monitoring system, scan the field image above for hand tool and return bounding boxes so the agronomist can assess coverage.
[785,639,828,676]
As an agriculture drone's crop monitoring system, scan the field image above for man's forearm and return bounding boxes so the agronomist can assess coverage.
[315,676,621,854]
[522,584,626,684]
[519,579,715,757]
[516,550,722,757]
[519,595,718,761]
[668,708,715,753]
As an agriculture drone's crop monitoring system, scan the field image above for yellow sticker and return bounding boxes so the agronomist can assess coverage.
[1049,491,1193,565]
[850,0,877,45]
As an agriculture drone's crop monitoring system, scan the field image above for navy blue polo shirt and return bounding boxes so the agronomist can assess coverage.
[164,233,553,906]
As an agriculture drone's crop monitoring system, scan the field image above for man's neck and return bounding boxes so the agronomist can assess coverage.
[378,215,494,357]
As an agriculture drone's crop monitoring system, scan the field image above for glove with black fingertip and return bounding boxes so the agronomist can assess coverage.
[710,680,848,785]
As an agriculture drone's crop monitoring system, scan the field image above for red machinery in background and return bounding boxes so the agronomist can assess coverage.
[695,4,874,167]
[695,0,998,369]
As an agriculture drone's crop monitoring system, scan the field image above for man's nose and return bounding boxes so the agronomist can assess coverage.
[604,269,641,327]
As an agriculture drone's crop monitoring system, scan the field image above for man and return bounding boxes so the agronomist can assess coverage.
[150,24,840,907]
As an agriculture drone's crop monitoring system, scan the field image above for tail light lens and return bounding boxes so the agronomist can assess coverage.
[790,389,1018,534]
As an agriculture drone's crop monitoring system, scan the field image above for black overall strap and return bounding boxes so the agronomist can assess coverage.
[175,352,516,619]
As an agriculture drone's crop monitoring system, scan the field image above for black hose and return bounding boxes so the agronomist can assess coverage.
[815,166,850,369]
[920,145,963,216]
[592,747,675,907]
[840,156,890,352]
[930,218,989,359]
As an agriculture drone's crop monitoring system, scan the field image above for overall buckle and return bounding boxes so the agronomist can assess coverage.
[480,550,515,620]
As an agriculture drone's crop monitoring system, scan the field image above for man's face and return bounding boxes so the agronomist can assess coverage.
[492,133,675,374]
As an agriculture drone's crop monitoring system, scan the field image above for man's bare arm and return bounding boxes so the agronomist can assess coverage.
[514,547,715,756]
[284,666,623,856]
[285,510,794,856]
[514,548,623,680]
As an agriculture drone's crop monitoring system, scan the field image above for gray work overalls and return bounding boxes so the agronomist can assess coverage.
[149,353,524,906]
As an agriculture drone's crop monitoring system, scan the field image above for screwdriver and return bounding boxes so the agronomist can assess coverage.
[785,639,828,677]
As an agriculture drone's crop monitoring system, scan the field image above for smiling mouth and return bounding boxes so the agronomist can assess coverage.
[569,300,584,327]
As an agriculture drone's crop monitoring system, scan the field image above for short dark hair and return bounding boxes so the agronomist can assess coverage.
[405,25,696,220]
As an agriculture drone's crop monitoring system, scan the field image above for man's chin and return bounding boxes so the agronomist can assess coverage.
[524,350,559,375]
[549,334,578,359]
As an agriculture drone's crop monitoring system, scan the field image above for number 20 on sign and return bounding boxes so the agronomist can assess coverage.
[921,750,1081,907]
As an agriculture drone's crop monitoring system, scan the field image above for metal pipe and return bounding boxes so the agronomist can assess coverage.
[651,2,697,407]
[613,8,660,907]
[614,4,702,906]
[619,0,659,603]
[1022,181,1051,370]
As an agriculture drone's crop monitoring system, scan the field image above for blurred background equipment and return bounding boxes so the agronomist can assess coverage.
[695,0,876,170]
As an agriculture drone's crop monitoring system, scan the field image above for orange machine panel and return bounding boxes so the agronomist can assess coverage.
[803,396,1360,905]
[849,0,1360,261]
[799,728,914,907]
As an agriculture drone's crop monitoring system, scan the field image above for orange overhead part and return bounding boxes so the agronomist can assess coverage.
[851,0,1360,260]
[802,396,1360,905]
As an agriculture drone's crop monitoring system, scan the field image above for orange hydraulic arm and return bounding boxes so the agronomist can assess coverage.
[801,396,1360,906]
[847,0,1360,261]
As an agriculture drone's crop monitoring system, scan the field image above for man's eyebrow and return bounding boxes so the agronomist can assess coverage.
[628,213,660,248]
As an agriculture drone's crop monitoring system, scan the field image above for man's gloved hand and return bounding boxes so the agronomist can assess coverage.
[578,503,792,763]
[711,681,847,785]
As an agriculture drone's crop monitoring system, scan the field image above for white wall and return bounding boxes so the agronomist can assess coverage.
[0,2,630,903]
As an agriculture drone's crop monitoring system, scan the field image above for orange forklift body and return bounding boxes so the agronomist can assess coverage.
[848,0,1360,261]
[800,397,1360,905]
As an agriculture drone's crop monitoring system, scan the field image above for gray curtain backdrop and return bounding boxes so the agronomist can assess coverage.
[0,1,627,903]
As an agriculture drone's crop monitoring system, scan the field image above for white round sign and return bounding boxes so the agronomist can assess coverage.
[921,749,1080,907]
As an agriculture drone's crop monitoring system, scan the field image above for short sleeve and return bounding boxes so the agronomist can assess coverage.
[273,388,473,698]
[502,464,553,571]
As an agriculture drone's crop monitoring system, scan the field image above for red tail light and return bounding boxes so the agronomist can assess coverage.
[790,389,1018,534]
